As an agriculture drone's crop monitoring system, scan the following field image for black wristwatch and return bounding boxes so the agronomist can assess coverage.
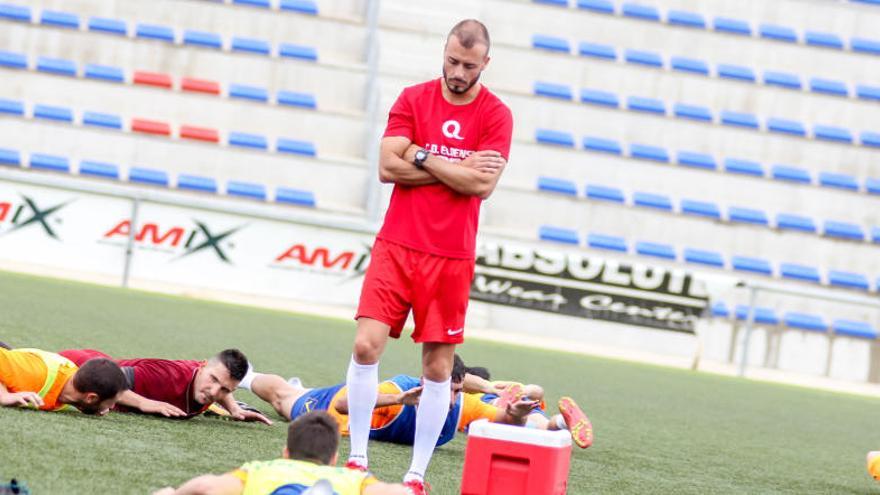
[413,148,429,169]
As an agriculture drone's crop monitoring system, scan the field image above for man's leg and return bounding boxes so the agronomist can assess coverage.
[346,317,391,468]
[248,373,304,421]
[404,342,455,484]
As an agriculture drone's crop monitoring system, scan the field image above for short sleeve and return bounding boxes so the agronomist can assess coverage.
[383,90,415,141]
[478,102,513,160]
[458,393,500,431]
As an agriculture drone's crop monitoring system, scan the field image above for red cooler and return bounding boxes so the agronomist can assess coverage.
[460,419,573,495]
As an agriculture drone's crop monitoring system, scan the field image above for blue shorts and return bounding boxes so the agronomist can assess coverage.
[290,384,345,420]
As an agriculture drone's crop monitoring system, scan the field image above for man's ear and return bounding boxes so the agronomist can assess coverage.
[83,392,100,405]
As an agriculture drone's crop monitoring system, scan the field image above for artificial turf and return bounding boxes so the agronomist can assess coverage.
[1,269,878,494]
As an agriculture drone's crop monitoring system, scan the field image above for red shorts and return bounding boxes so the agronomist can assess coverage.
[355,238,475,344]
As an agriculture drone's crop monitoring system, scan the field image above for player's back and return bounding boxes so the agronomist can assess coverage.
[235,458,374,495]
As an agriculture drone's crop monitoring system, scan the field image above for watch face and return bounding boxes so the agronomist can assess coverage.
[416,150,427,161]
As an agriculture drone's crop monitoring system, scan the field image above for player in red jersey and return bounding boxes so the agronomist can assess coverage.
[344,19,513,493]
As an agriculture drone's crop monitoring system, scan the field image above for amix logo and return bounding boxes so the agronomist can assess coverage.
[100,219,243,263]
[0,195,70,239]
[271,243,371,280]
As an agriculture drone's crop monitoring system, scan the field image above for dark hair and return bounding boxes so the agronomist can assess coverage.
[465,366,491,381]
[452,354,468,384]
[214,349,249,381]
[0,341,10,350]
[287,411,339,465]
[73,358,128,400]
[448,19,490,53]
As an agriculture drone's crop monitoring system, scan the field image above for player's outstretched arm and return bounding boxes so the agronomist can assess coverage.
[422,150,506,199]
[379,137,439,186]
[462,373,496,395]
[152,474,243,495]
[494,397,539,426]
[364,482,418,495]
[0,381,44,408]
[117,390,186,418]
[334,387,422,414]
[217,393,273,425]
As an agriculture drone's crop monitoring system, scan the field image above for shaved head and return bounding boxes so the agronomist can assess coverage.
[447,19,490,55]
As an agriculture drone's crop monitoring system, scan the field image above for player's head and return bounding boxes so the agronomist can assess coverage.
[443,19,491,95]
[445,353,469,408]
[284,411,340,466]
[195,349,249,405]
[70,358,128,415]
[465,366,491,381]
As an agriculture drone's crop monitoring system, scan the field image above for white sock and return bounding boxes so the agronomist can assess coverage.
[404,377,451,483]
[555,414,567,430]
[237,363,259,391]
[346,355,379,466]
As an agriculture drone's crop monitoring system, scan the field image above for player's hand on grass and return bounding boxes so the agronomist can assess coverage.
[231,408,273,426]
[1,391,44,408]
[398,386,423,406]
[141,399,187,418]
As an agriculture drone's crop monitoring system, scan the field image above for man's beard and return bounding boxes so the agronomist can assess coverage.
[443,68,480,94]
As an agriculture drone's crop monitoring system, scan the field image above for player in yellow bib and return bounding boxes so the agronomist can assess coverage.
[153,411,413,495]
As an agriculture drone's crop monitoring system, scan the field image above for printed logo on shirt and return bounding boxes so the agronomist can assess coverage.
[442,120,464,140]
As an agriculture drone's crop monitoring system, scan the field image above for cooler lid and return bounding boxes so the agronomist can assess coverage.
[467,419,572,448]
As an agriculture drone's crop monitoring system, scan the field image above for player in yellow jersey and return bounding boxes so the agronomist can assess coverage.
[868,451,880,481]
[153,411,413,495]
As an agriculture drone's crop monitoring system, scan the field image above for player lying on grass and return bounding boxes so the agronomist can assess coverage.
[868,451,880,481]
[58,348,270,424]
[153,411,413,495]
[0,347,127,415]
[237,354,572,447]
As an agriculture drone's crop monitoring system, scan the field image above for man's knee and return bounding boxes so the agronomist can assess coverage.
[352,337,382,364]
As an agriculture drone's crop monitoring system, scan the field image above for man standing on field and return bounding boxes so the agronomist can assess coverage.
[344,19,513,494]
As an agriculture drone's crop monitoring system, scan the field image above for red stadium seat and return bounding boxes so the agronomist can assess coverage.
[131,118,171,136]
[181,77,221,95]
[180,125,220,142]
[133,70,173,89]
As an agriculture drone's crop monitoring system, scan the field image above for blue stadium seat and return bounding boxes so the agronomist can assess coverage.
[676,150,716,170]
[227,181,267,201]
[759,23,798,42]
[229,131,269,150]
[40,10,79,29]
[624,49,663,67]
[763,71,802,90]
[771,165,811,184]
[851,37,880,55]
[731,256,773,275]
[627,96,665,114]
[184,30,223,49]
[809,78,849,97]
[37,57,77,77]
[229,84,269,102]
[819,172,859,191]
[29,153,69,173]
[533,35,571,53]
[580,89,619,107]
[712,17,751,36]
[680,199,721,219]
[724,158,763,176]
[720,111,759,129]
[136,24,176,43]
[0,3,31,22]
[279,43,318,61]
[711,301,730,317]
[673,103,712,122]
[539,225,579,244]
[536,129,575,147]
[784,312,828,332]
[0,50,26,69]
[279,0,318,14]
[635,241,676,260]
[633,192,672,211]
[277,138,317,156]
[88,16,127,35]
[861,132,880,147]
[867,177,880,195]
[234,0,270,7]
[534,0,568,6]
[872,227,880,244]
[823,220,864,240]
[683,247,724,267]
[0,98,24,115]
[667,10,705,28]
[276,187,316,207]
[578,41,616,60]
[805,31,844,49]
[129,167,169,186]
[857,85,880,101]
[775,213,817,233]
[828,270,870,290]
[717,64,756,82]
[734,305,779,325]
[232,37,271,55]
[780,263,821,283]
[622,3,660,21]
[576,0,614,13]
[833,320,878,339]
[537,176,577,196]
[670,56,709,75]
[585,184,625,203]
[33,104,73,122]
[766,118,806,137]
[728,207,769,225]
[84,64,124,82]
[813,124,853,143]
[277,90,317,109]
[583,136,622,154]
[534,81,573,100]
[587,232,628,252]
[79,160,119,179]
[83,111,122,129]
[629,143,669,162]
[0,148,20,166]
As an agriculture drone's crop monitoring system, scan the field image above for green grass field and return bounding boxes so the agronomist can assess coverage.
[1,269,879,494]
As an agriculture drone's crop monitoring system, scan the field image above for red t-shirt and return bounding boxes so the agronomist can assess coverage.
[379,78,513,259]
